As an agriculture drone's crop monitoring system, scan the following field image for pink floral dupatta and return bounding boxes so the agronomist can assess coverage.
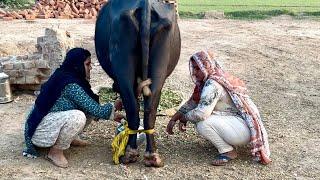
[190,51,271,164]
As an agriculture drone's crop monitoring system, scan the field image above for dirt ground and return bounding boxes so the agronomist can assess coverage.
[0,17,319,179]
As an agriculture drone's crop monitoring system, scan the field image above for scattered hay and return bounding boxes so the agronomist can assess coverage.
[99,87,183,113]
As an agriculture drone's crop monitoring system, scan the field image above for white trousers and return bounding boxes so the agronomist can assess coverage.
[195,115,250,154]
[31,110,87,150]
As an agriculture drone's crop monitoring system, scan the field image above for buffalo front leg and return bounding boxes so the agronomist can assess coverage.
[112,70,141,164]
[142,27,174,167]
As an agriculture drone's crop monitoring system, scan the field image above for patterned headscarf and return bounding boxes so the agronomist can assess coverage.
[189,50,271,165]
[189,50,247,99]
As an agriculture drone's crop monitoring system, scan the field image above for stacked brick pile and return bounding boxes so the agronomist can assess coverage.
[0,0,108,21]
[0,0,178,21]
[0,28,74,90]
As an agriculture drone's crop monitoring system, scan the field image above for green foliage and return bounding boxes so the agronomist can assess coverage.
[158,89,183,112]
[179,11,205,19]
[99,87,183,112]
[99,87,118,103]
[178,0,320,19]
[225,9,295,20]
[303,11,320,16]
[0,0,33,8]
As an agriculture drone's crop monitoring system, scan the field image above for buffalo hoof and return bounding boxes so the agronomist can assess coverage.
[119,146,139,164]
[144,152,164,167]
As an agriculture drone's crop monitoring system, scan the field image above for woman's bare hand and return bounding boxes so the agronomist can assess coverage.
[178,117,187,132]
[166,120,177,135]
[114,99,123,112]
[113,112,124,123]
[166,111,186,135]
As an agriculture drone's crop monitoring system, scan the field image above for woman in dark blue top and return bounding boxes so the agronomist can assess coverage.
[23,48,123,168]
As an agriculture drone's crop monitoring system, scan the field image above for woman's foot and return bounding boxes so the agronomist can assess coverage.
[212,150,237,166]
[71,138,90,146]
[47,147,68,168]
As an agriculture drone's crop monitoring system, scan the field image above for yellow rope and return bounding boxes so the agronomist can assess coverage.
[111,121,155,164]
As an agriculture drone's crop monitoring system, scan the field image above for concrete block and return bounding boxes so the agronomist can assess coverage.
[38,68,51,77]
[25,75,41,84]
[0,56,15,62]
[22,55,29,60]
[35,44,42,53]
[2,62,14,70]
[23,68,37,76]
[12,76,26,84]
[45,28,58,37]
[13,62,24,70]
[22,60,36,69]
[28,54,42,61]
[37,36,44,44]
[35,60,49,68]
[6,70,23,78]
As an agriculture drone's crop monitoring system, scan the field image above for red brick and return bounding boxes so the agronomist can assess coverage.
[85,3,92,8]
[99,0,107,5]
[18,10,28,17]
[78,2,85,9]
[37,14,49,19]
[36,3,43,10]
[12,11,23,19]
[71,4,79,14]
[84,8,90,14]
[3,16,14,21]
[57,2,65,9]
[64,4,71,12]
[84,14,92,19]
[72,12,80,18]
[90,8,97,16]
[91,0,97,4]
[0,9,6,15]
[57,15,70,19]
[49,0,55,6]
[53,11,59,18]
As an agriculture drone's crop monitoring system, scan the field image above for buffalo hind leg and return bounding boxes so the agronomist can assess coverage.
[109,11,140,164]
[142,27,173,167]
[143,78,165,167]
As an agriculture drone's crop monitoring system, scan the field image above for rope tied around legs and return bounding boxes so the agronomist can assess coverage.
[112,121,155,164]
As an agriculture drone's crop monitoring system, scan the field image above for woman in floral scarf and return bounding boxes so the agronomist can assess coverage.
[166,50,271,166]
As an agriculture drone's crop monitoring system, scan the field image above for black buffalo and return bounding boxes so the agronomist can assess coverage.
[95,0,181,167]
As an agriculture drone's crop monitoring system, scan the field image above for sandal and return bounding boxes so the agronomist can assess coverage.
[211,154,233,166]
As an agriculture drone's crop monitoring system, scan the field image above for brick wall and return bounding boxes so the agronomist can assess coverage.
[0,28,74,90]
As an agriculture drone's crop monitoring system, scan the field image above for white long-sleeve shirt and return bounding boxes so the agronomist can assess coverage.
[179,79,240,124]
